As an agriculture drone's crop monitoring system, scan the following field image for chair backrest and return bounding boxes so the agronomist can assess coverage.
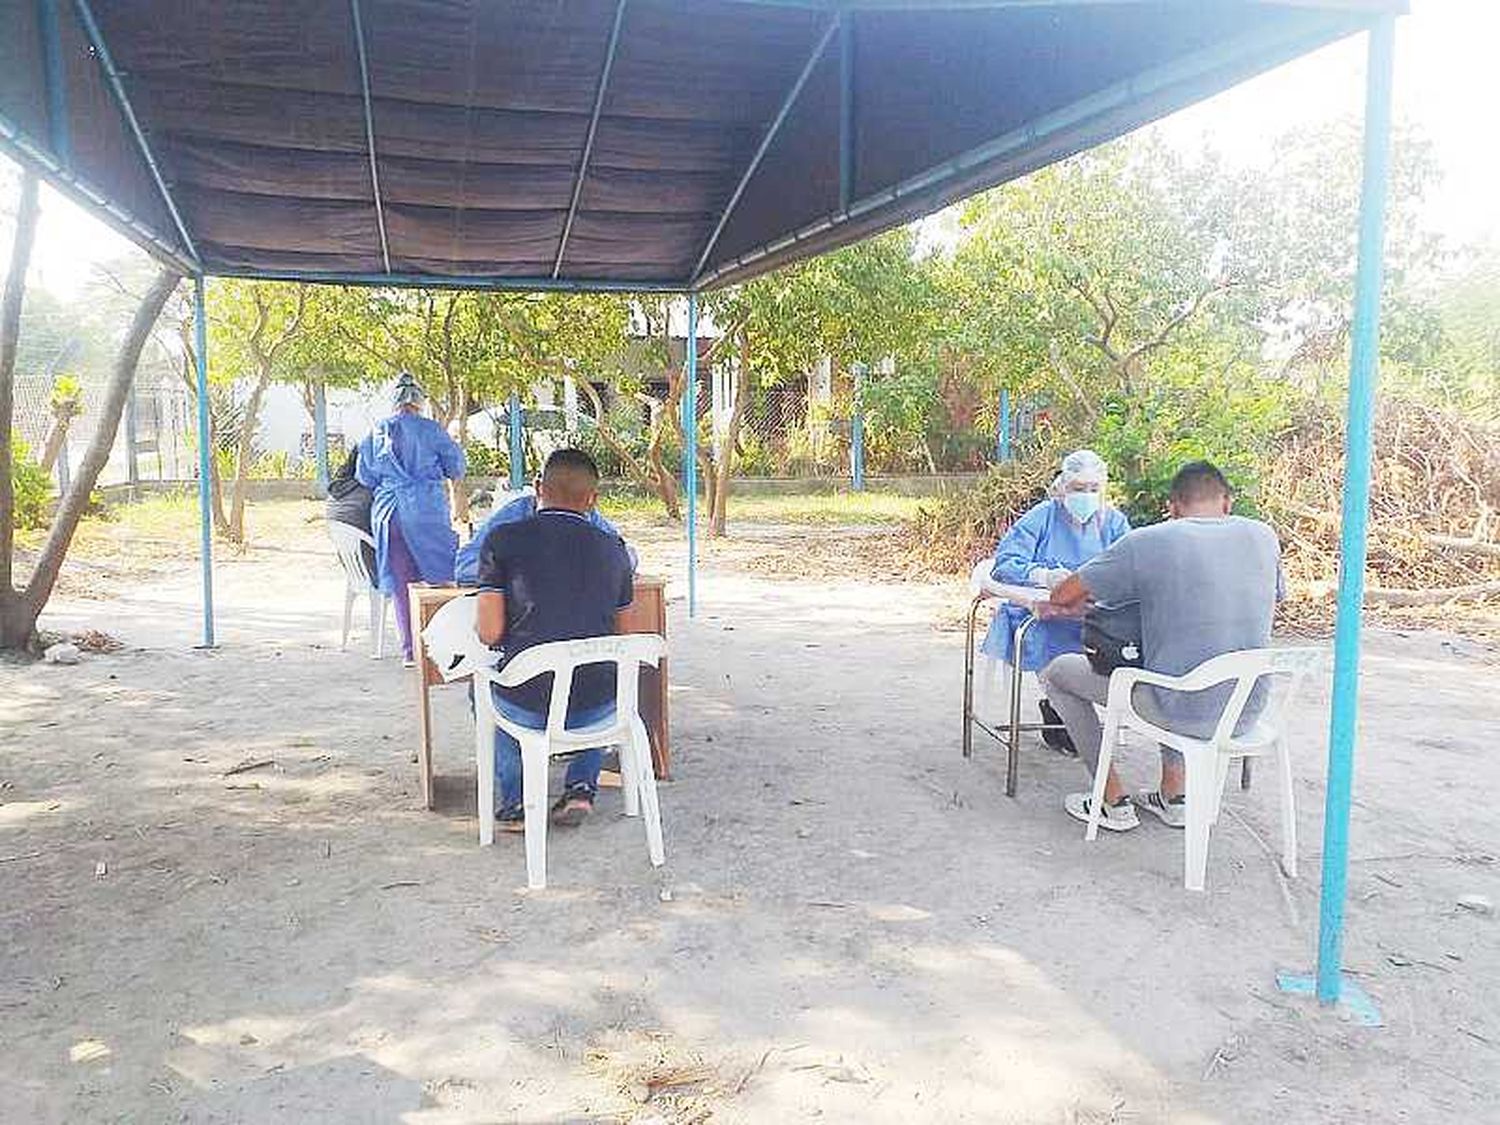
[488,633,666,737]
[1161,646,1324,746]
[421,594,500,681]
[328,520,377,588]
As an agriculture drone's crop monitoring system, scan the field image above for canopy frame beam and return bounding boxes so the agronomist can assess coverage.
[690,14,841,284]
[73,0,201,266]
[694,13,1353,288]
[349,0,393,273]
[0,113,197,274]
[554,0,629,279]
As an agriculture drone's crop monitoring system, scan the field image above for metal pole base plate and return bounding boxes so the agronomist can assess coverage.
[1274,970,1382,1027]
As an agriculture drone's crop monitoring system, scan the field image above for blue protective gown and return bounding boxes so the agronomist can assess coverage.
[980,499,1131,670]
[356,412,466,592]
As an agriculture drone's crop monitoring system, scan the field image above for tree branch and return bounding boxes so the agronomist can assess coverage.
[25,269,182,613]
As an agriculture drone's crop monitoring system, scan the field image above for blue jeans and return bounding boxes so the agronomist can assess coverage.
[491,689,615,815]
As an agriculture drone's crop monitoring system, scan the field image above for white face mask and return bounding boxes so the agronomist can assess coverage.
[1064,491,1101,522]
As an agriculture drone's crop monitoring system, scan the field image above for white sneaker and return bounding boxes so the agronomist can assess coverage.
[1065,792,1140,832]
[1135,789,1187,829]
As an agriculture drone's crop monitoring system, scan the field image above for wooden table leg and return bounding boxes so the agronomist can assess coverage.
[416,663,434,809]
[639,660,669,780]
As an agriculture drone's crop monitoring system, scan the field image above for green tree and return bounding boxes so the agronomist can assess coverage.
[2,167,182,650]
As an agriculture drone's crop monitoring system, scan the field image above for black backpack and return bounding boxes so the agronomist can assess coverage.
[1082,602,1143,676]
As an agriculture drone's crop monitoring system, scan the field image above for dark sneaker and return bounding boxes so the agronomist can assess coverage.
[496,804,526,833]
[550,788,594,828]
[1135,789,1187,829]
[1064,791,1140,832]
[1038,698,1077,756]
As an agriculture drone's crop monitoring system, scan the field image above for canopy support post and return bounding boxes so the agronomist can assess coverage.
[684,295,699,617]
[851,362,866,492]
[554,0,627,278]
[690,15,840,283]
[193,276,216,648]
[349,0,392,272]
[313,382,330,495]
[1276,14,1395,1024]
[508,392,525,491]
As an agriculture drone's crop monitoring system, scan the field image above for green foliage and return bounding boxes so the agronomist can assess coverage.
[10,437,52,530]
[463,440,507,478]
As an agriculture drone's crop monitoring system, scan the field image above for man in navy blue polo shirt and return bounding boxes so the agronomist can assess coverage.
[476,449,634,830]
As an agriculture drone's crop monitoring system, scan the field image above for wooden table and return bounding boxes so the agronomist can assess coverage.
[410,577,670,810]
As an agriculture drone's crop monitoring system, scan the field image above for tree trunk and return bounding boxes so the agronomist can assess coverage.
[11,268,181,649]
[709,333,750,537]
[0,173,41,598]
[0,171,41,647]
[39,404,81,472]
[452,399,470,523]
[578,381,677,519]
[227,366,274,543]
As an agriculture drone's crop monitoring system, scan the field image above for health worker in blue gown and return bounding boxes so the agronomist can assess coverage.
[981,448,1130,672]
[356,373,466,664]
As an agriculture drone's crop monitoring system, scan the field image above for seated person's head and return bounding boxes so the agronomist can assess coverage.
[1168,460,1232,519]
[537,448,600,513]
[1055,448,1108,522]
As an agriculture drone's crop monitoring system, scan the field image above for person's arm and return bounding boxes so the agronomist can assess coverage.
[354,436,378,489]
[438,427,466,481]
[474,528,509,644]
[1050,533,1138,612]
[612,544,635,631]
[477,591,506,646]
[991,504,1052,585]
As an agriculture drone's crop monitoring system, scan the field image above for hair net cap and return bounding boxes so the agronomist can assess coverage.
[1060,449,1107,486]
[392,370,426,408]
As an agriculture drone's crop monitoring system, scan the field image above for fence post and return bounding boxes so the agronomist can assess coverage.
[996,388,1011,463]
[850,362,866,492]
[124,385,140,491]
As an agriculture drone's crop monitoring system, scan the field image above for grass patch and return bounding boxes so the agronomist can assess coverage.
[599,490,926,526]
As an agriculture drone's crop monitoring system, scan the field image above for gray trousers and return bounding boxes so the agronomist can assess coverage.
[1037,653,1183,779]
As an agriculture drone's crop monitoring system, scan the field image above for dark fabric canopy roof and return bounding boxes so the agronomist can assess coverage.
[0,0,1400,291]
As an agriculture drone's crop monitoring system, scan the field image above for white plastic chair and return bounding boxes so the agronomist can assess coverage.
[422,595,666,890]
[1084,647,1322,891]
[328,521,388,658]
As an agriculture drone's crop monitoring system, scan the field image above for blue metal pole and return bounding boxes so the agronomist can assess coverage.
[684,295,699,617]
[193,276,216,648]
[850,362,866,491]
[508,392,525,490]
[313,382,330,495]
[998,388,1012,462]
[1316,15,1395,1006]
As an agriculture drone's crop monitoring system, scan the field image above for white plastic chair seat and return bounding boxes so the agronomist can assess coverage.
[328,520,389,658]
[1084,647,1323,891]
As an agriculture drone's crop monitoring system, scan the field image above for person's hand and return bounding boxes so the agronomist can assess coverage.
[1044,567,1072,591]
[1027,565,1050,588]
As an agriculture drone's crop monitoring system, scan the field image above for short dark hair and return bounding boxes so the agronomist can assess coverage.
[1169,460,1231,505]
[540,448,600,505]
[543,447,600,483]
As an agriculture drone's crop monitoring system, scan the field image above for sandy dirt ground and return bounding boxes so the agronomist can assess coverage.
[2,504,1497,1124]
